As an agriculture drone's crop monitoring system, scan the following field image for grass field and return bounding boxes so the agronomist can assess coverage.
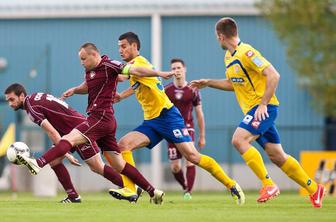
[0,191,335,222]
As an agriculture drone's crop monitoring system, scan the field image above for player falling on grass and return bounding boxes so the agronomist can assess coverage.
[16,43,173,204]
[164,58,206,200]
[108,32,245,205]
[4,83,127,203]
[190,17,325,208]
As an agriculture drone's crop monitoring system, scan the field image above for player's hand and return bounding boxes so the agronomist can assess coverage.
[65,153,82,166]
[113,93,121,103]
[189,79,209,89]
[158,71,174,80]
[117,74,129,82]
[198,136,206,149]
[254,104,269,121]
[61,88,75,100]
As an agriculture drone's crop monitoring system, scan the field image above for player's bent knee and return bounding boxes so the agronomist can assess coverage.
[118,140,132,152]
[184,153,200,164]
[231,136,241,148]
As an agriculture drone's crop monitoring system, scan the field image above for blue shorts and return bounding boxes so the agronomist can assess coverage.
[134,106,192,149]
[238,105,281,148]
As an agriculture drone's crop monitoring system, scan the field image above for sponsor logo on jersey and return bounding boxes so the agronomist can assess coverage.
[80,144,91,151]
[245,50,254,57]
[230,77,245,83]
[251,119,261,129]
[90,71,96,79]
[173,129,183,138]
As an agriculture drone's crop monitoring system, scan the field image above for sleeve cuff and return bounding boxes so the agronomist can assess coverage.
[121,64,132,75]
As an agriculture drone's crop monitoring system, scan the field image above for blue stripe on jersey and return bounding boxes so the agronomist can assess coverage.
[227,59,255,91]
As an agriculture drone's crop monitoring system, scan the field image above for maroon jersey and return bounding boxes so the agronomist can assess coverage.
[85,55,124,114]
[164,82,201,128]
[24,92,86,136]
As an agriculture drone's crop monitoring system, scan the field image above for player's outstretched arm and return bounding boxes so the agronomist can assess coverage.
[124,65,174,79]
[61,81,88,100]
[190,79,234,91]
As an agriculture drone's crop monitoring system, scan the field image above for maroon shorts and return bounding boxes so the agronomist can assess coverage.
[167,129,195,160]
[75,111,119,153]
[70,142,100,161]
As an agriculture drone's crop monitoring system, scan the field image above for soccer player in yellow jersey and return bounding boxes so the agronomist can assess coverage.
[190,17,325,208]
[109,31,245,205]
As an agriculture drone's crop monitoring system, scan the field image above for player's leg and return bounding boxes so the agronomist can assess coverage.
[49,157,81,203]
[99,125,164,205]
[168,142,187,192]
[233,127,276,184]
[17,129,87,175]
[85,153,124,187]
[105,150,164,204]
[157,106,244,204]
[264,142,324,208]
[114,131,151,193]
[185,160,196,199]
[175,141,245,205]
[185,130,197,198]
[232,127,279,202]
[235,105,280,202]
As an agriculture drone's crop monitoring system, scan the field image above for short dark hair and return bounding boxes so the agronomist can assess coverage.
[215,17,238,38]
[119,32,141,50]
[79,42,100,53]
[170,58,185,67]
[4,83,27,97]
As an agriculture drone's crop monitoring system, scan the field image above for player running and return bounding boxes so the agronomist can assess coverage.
[109,32,245,205]
[190,17,325,208]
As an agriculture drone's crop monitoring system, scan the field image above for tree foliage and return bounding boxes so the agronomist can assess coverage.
[257,0,336,117]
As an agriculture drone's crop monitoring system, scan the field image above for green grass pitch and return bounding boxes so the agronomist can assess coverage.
[0,191,335,222]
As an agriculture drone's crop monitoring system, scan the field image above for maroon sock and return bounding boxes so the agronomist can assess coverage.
[121,163,155,197]
[51,163,79,199]
[173,169,187,190]
[103,165,123,187]
[186,166,196,193]
[36,140,73,167]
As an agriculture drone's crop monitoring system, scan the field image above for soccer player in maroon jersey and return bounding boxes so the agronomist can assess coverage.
[164,58,205,200]
[14,43,172,204]
[4,83,126,203]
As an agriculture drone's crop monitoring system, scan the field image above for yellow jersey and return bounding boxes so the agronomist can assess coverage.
[224,42,279,114]
[127,56,173,120]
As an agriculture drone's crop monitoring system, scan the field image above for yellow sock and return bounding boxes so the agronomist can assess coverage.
[103,151,136,193]
[281,155,317,194]
[198,154,235,189]
[242,146,275,187]
[121,151,136,193]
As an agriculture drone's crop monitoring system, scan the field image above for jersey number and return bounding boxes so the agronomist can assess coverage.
[34,93,69,109]
[156,77,164,91]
